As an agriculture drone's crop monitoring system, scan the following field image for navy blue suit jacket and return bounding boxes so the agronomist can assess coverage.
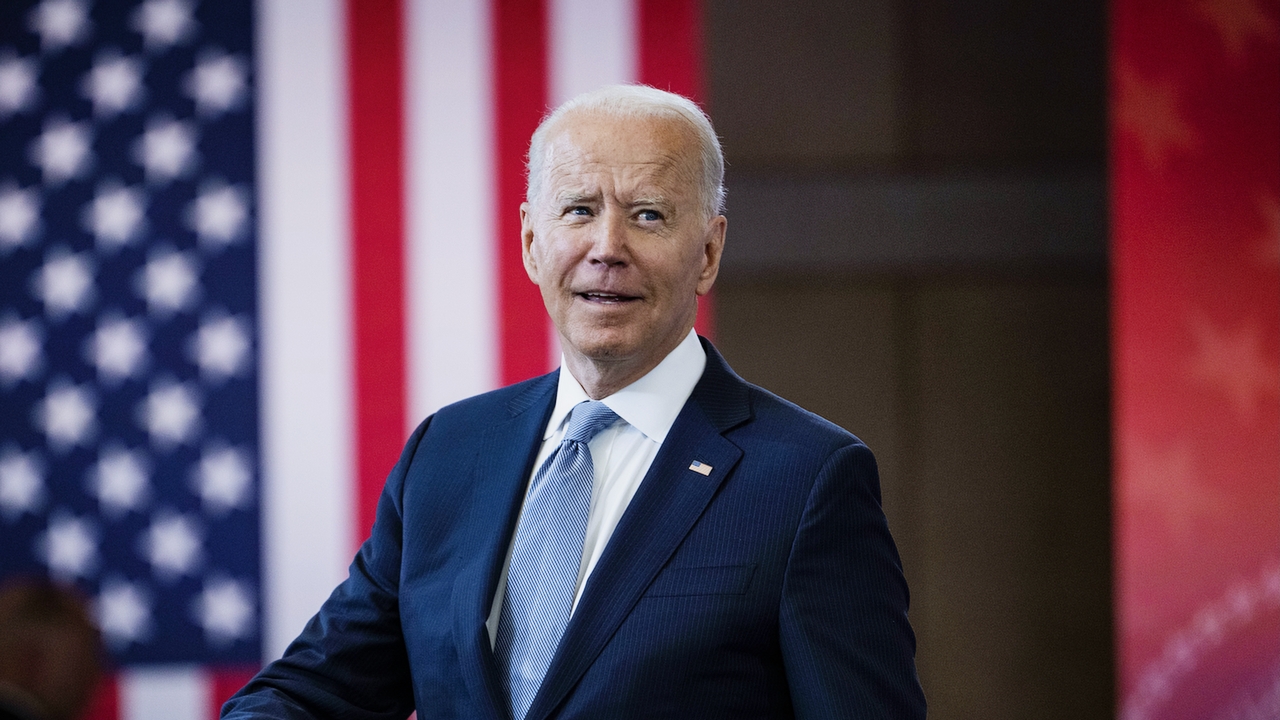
[223,339,925,719]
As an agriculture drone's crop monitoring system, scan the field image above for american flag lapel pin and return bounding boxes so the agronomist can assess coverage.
[688,460,712,476]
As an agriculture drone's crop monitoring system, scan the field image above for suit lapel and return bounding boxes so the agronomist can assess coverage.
[452,374,558,720]
[525,342,752,720]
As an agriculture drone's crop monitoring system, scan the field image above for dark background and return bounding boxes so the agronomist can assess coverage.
[703,1,1112,717]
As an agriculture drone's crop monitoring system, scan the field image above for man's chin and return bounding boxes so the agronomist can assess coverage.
[571,340,637,363]
[559,328,644,362]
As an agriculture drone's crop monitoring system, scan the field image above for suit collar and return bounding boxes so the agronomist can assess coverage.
[687,336,753,433]
[545,329,708,444]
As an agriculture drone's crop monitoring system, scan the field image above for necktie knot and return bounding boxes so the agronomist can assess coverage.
[562,400,618,445]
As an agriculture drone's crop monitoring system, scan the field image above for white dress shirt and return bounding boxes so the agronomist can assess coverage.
[485,329,707,646]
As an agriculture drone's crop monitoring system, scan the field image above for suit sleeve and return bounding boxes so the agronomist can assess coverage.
[778,441,927,719]
[220,418,432,720]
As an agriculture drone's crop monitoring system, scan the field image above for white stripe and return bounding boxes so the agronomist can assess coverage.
[546,0,639,372]
[256,0,353,660]
[406,0,499,424]
[548,0,637,104]
[121,666,209,720]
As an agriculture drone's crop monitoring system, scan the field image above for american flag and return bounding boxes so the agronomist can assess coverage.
[0,0,702,717]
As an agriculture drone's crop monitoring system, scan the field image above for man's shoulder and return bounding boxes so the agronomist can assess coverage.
[739,380,866,450]
[695,343,866,454]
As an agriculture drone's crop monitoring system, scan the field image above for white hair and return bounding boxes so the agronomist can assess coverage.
[526,84,726,219]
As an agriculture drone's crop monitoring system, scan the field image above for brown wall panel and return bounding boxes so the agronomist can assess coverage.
[707,0,900,167]
[909,281,1112,719]
[714,276,1112,720]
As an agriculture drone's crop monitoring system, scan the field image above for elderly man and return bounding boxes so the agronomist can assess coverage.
[223,85,924,719]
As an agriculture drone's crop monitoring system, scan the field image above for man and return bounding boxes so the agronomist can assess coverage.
[223,85,924,719]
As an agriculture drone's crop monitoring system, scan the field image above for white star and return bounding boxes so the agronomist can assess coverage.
[132,0,197,51]
[132,114,199,181]
[0,447,44,520]
[0,53,39,117]
[88,446,150,518]
[191,315,250,380]
[35,381,96,450]
[82,52,144,118]
[1120,437,1231,534]
[138,380,201,448]
[139,510,202,579]
[188,183,248,248]
[86,315,148,381]
[0,316,42,385]
[84,183,147,249]
[33,250,94,317]
[37,511,98,580]
[185,51,247,117]
[193,576,254,645]
[133,116,198,183]
[29,118,93,185]
[137,249,200,315]
[97,579,152,648]
[193,445,252,514]
[0,184,41,252]
[1187,314,1279,420]
[28,0,91,52]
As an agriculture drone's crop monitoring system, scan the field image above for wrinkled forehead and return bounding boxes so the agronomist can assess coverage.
[538,111,701,198]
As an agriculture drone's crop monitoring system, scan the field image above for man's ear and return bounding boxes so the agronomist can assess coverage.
[520,202,540,284]
[695,214,726,296]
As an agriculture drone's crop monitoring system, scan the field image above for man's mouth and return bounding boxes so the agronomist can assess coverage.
[577,291,640,304]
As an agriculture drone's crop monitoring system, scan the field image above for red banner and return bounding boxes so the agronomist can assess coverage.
[1111,0,1280,718]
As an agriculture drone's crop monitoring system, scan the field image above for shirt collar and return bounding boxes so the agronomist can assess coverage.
[546,329,707,444]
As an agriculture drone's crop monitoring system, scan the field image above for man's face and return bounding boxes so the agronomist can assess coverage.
[521,111,725,377]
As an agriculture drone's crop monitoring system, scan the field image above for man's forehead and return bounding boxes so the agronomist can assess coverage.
[540,113,697,189]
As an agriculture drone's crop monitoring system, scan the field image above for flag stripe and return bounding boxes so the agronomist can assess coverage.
[346,0,409,545]
[85,676,120,720]
[493,0,551,386]
[405,0,499,425]
[257,0,354,661]
[638,0,703,101]
[210,667,260,717]
[549,0,637,105]
[120,667,208,720]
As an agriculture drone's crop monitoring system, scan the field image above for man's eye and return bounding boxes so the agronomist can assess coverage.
[568,206,592,216]
[637,209,663,222]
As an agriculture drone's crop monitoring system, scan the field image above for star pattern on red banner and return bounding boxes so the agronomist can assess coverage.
[1115,65,1198,170]
[1113,0,1280,717]
[1194,0,1279,58]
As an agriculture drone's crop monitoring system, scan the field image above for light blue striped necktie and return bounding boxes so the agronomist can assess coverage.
[494,400,619,720]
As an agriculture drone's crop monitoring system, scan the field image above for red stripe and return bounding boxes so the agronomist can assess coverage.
[493,0,550,385]
[210,666,260,718]
[638,0,703,101]
[346,0,407,545]
[638,0,714,338]
[81,674,118,720]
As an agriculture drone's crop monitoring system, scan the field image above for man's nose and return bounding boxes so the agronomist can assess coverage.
[586,208,628,265]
